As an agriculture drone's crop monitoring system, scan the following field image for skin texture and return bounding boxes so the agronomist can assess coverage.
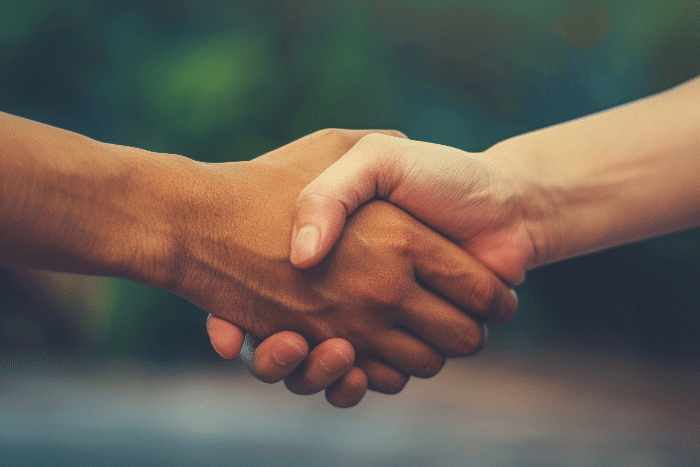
[286,76,700,287]
[174,129,517,394]
[209,77,700,407]
[207,317,366,407]
[206,132,524,406]
[288,134,533,286]
[0,116,516,407]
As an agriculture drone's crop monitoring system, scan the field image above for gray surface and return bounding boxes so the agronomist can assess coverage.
[1,347,698,467]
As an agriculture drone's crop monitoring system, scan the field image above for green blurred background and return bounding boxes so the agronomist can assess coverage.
[2,0,700,362]
[1,1,700,465]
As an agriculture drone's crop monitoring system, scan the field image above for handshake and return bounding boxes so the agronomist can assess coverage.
[197,129,525,408]
[4,77,697,407]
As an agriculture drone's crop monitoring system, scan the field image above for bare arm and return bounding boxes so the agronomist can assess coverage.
[0,112,365,405]
[0,111,181,283]
[0,116,516,406]
[289,76,700,286]
[490,76,700,267]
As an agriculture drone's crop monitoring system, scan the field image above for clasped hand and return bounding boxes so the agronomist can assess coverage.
[207,77,700,407]
[185,130,517,407]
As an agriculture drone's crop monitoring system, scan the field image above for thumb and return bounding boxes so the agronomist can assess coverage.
[290,133,403,268]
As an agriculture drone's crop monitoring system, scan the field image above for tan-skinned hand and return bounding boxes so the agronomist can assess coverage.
[207,315,367,408]
[0,114,514,409]
[211,77,700,408]
[194,130,517,405]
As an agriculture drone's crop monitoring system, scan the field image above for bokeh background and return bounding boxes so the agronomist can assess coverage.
[1,1,699,466]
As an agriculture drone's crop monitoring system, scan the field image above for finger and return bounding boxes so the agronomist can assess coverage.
[240,332,309,384]
[356,358,410,395]
[290,131,408,269]
[324,366,368,408]
[239,333,260,374]
[413,230,519,326]
[283,338,355,395]
[206,314,245,359]
[399,288,487,358]
[366,329,446,379]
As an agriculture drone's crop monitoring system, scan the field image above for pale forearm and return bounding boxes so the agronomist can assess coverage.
[0,111,185,286]
[490,76,700,268]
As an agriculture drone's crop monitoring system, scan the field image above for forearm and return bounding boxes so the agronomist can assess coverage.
[0,111,187,286]
[490,77,700,268]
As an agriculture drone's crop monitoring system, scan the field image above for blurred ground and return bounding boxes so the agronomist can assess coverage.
[2,345,698,467]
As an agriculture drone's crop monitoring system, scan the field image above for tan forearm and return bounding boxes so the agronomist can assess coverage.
[490,76,700,267]
[0,111,185,286]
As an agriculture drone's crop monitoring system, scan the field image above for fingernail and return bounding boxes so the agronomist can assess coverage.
[319,347,351,373]
[510,289,519,306]
[271,338,304,366]
[291,225,320,265]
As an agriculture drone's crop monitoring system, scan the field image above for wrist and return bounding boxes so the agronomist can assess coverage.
[484,136,567,271]
[0,112,191,284]
[98,144,200,290]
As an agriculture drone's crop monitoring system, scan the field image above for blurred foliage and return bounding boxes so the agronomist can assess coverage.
[1,0,700,360]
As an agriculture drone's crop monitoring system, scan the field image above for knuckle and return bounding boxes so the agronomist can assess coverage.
[382,129,407,139]
[361,270,410,308]
[316,128,359,147]
[358,131,385,143]
[336,129,371,150]
[378,231,413,260]
[462,274,497,316]
[356,132,391,152]
[370,217,415,257]
[449,322,484,357]
[295,189,328,210]
[367,280,409,308]
[413,351,445,379]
